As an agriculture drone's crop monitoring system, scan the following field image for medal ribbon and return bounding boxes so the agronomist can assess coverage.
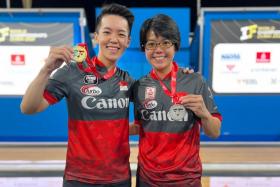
[77,43,116,80]
[86,57,116,80]
[150,62,179,104]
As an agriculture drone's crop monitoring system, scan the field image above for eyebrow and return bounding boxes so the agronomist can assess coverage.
[102,27,128,33]
[147,39,169,42]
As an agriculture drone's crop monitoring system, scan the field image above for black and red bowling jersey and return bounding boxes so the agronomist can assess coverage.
[133,64,222,186]
[43,58,134,184]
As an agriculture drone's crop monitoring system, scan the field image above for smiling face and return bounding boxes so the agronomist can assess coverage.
[94,14,131,67]
[144,30,175,75]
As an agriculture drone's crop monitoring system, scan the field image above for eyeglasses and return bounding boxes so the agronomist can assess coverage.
[144,40,174,50]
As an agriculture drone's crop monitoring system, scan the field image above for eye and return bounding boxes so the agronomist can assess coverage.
[102,31,110,35]
[163,40,172,47]
[146,41,156,49]
[119,33,127,38]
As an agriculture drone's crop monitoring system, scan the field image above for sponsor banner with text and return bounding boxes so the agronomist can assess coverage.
[213,43,280,93]
[0,46,49,95]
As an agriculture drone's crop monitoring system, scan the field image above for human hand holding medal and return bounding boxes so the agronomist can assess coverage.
[179,94,211,120]
[73,46,87,63]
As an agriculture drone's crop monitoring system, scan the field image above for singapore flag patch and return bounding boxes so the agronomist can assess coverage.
[119,81,128,91]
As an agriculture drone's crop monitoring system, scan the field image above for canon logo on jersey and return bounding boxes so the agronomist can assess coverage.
[80,85,102,96]
[81,96,129,109]
[140,109,189,121]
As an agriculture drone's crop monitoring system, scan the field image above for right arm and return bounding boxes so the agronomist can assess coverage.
[20,46,73,114]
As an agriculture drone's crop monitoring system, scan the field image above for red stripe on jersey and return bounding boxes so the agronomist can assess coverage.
[212,113,222,121]
[43,90,58,104]
[138,123,202,184]
[134,120,141,125]
[64,118,130,184]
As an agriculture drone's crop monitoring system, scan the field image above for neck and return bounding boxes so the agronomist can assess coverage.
[103,61,116,71]
[97,54,116,71]
[154,63,173,80]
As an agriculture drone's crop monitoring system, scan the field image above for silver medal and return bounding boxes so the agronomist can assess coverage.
[169,104,186,121]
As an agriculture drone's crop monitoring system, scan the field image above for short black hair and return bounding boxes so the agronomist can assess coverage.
[140,14,180,51]
[95,3,134,35]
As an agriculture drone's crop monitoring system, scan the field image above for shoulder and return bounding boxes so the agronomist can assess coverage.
[138,73,153,82]
[133,74,157,91]
[50,62,80,82]
[116,67,135,84]
[137,74,154,84]
[191,72,204,83]
[178,68,204,82]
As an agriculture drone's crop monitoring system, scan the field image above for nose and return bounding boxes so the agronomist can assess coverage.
[154,44,164,53]
[109,33,119,43]
[109,37,118,44]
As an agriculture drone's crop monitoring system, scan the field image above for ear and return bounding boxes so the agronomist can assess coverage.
[125,36,131,48]
[93,32,99,44]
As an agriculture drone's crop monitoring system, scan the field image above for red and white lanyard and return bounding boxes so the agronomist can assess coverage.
[150,62,180,104]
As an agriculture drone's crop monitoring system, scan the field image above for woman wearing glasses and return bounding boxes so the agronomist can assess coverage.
[131,14,222,187]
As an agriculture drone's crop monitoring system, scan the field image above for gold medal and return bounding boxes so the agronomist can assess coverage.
[73,46,87,63]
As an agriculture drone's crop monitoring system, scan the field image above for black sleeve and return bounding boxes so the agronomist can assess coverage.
[45,64,70,102]
[198,76,220,114]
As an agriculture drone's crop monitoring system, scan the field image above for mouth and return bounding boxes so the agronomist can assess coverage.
[106,46,120,53]
[152,56,167,61]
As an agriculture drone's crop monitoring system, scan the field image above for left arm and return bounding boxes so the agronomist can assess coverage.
[179,94,221,138]
[200,112,221,138]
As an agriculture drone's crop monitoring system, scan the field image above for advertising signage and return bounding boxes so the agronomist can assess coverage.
[201,9,280,141]
[0,22,73,96]
[210,20,280,94]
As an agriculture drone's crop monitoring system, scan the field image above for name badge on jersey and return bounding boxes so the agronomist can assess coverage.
[145,87,156,100]
[84,75,98,85]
